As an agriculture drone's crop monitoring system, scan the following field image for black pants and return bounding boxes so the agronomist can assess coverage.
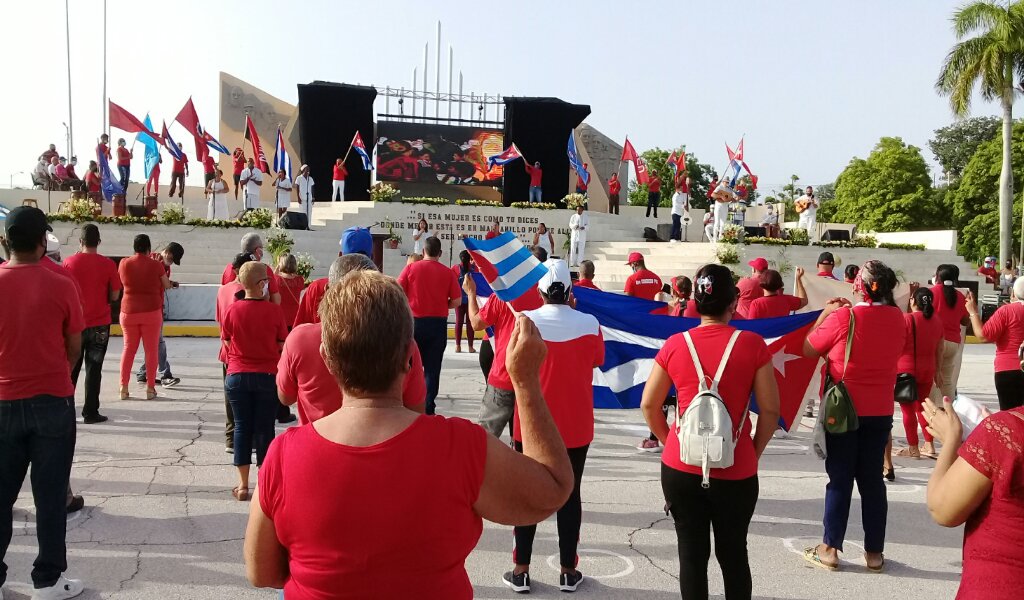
[513,442,589,569]
[994,369,1024,410]
[479,338,494,381]
[646,192,659,218]
[609,192,620,215]
[0,395,76,589]
[671,214,683,240]
[662,465,758,600]
[70,325,110,418]
[169,171,185,198]
[413,317,448,415]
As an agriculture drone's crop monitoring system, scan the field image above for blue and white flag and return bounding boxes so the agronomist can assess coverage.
[138,114,160,180]
[572,286,822,431]
[567,132,589,186]
[273,127,291,180]
[161,122,184,161]
[97,151,120,202]
[463,232,548,303]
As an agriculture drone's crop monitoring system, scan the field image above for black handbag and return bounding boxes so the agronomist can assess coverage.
[894,317,918,404]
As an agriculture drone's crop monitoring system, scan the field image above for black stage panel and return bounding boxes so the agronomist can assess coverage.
[297,82,377,202]
[503,97,590,207]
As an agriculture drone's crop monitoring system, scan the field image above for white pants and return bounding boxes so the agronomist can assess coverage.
[704,223,715,242]
[244,191,259,211]
[798,213,817,240]
[301,197,313,226]
[332,180,345,201]
[570,233,586,266]
[207,193,228,220]
[712,202,730,242]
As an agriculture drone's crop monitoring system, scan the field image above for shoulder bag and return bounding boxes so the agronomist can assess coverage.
[894,316,918,404]
[822,309,860,434]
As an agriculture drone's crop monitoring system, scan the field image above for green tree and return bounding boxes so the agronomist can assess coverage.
[627,148,716,209]
[936,0,1024,266]
[928,116,1001,180]
[830,137,934,232]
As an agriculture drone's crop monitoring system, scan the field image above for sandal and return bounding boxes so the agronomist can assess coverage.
[119,385,129,400]
[146,387,157,400]
[883,467,895,482]
[866,554,885,573]
[232,487,249,501]
[468,347,476,353]
[802,545,839,571]
[455,347,462,353]
[894,446,921,459]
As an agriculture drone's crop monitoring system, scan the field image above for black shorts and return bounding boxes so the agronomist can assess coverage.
[233,173,241,186]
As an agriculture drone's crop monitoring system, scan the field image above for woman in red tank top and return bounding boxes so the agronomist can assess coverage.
[274,253,305,330]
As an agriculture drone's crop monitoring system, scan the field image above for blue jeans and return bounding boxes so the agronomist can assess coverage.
[224,373,278,467]
[413,317,447,415]
[0,395,77,588]
[117,165,130,193]
[671,214,682,241]
[823,415,892,553]
[529,186,542,204]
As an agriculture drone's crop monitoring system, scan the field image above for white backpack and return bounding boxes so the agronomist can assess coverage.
[676,330,746,488]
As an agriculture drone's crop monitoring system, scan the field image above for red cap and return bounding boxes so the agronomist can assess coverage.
[748,257,768,271]
[626,251,644,264]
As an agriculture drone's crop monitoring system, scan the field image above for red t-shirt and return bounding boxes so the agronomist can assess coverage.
[576,174,588,191]
[172,153,188,174]
[116,147,131,167]
[625,268,663,300]
[276,323,426,424]
[96,143,110,160]
[609,178,621,195]
[479,289,544,390]
[807,305,907,417]
[333,164,347,181]
[220,262,281,294]
[277,275,305,329]
[747,294,802,319]
[513,305,604,448]
[233,153,246,175]
[484,230,499,240]
[736,275,762,317]
[575,278,600,290]
[525,164,542,187]
[293,278,328,327]
[978,266,998,284]
[221,299,288,374]
[931,284,969,343]
[63,252,122,328]
[981,302,1024,372]
[85,171,100,193]
[258,416,486,599]
[658,325,769,480]
[896,311,944,383]
[215,282,244,363]
[397,259,461,319]
[956,408,1024,599]
[648,177,661,193]
[670,300,700,318]
[203,154,216,174]
[118,254,165,314]
[0,263,84,400]
[40,257,83,302]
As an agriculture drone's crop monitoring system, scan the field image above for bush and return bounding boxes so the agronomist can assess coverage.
[60,197,100,221]
[562,193,587,210]
[400,197,449,206]
[787,228,810,246]
[265,230,294,264]
[510,202,558,210]
[455,199,503,208]
[716,245,740,264]
[370,182,399,203]
[239,208,275,229]
[295,252,317,283]
[813,235,878,249]
[878,242,926,251]
[718,224,744,244]
[159,203,189,225]
[743,236,791,246]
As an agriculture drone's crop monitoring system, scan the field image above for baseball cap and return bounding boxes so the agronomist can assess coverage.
[625,251,644,264]
[4,206,52,241]
[817,251,835,265]
[340,227,372,256]
[165,242,185,265]
[748,257,769,271]
[537,258,571,295]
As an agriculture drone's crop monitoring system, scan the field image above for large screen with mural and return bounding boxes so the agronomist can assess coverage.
[376,121,504,186]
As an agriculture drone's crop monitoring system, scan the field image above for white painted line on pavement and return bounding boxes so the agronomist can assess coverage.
[546,549,636,579]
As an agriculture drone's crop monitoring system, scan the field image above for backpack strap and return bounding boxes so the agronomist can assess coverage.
[681,331,709,391]
[679,329,746,441]
[839,309,855,382]
[712,330,742,392]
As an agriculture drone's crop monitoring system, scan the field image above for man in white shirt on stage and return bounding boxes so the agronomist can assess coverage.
[239,158,264,211]
[568,205,589,267]
[294,164,315,230]
[796,186,819,240]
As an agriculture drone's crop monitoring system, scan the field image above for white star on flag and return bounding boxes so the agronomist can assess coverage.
[772,348,801,377]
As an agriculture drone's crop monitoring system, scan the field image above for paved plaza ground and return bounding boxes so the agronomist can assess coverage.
[4,338,994,599]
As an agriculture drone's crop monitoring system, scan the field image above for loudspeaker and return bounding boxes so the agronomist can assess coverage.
[278,212,308,230]
[297,82,377,201]
[822,229,850,242]
[503,97,591,206]
[643,227,663,242]
[127,205,148,218]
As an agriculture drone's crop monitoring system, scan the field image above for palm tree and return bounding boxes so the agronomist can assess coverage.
[937,0,1024,266]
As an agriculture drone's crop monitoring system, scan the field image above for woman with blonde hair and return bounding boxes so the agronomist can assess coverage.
[275,253,304,331]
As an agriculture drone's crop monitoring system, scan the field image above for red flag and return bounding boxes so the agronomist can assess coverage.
[244,115,271,174]
[735,138,745,161]
[174,97,208,162]
[620,137,649,185]
[108,100,159,142]
[762,322,823,431]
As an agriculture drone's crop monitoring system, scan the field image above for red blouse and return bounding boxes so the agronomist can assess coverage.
[277,274,305,329]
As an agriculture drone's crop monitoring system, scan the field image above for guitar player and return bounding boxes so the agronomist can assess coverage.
[795,186,819,240]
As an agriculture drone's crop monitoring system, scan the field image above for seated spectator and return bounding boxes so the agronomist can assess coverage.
[244,271,574,598]
[760,204,780,238]
[32,158,52,189]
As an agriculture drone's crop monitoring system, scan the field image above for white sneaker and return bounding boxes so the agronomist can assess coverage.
[32,576,84,599]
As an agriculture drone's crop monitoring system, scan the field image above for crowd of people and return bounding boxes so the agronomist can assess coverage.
[1,205,1022,599]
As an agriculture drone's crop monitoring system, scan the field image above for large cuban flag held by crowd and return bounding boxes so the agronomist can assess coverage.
[572,287,822,431]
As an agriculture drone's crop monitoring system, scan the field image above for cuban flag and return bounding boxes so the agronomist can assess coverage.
[463,232,548,303]
[351,131,373,170]
[487,143,523,170]
[567,132,590,186]
[572,286,823,431]
[201,127,230,156]
[273,127,291,180]
[96,151,120,202]
[161,122,184,161]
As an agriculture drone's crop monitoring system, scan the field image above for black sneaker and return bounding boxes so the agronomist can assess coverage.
[161,377,181,388]
[559,570,584,593]
[277,413,297,424]
[66,495,85,514]
[83,414,109,424]
[502,571,530,594]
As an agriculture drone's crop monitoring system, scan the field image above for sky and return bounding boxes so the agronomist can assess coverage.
[0,0,1013,194]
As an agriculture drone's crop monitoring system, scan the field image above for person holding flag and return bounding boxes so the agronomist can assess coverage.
[608,172,621,215]
[169,149,189,200]
[575,162,589,196]
[525,161,543,204]
[331,158,347,202]
[203,153,216,187]
[116,138,132,194]
[646,172,662,218]
[232,148,246,201]
[146,153,162,199]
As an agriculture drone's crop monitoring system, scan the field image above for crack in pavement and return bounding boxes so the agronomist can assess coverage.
[627,516,677,582]
[115,546,143,593]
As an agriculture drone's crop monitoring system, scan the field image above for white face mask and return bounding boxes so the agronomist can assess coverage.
[262,281,269,299]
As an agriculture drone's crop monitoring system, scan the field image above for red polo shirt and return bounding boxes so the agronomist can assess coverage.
[63,252,122,328]
[397,259,461,319]
[172,154,188,174]
[216,282,244,363]
[293,277,328,327]
[648,177,661,193]
[625,268,663,300]
[221,299,288,375]
[736,275,762,317]
[746,294,802,319]
[609,178,621,195]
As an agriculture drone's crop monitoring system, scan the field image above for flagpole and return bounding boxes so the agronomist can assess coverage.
[102,0,108,137]
[341,131,357,164]
[65,0,74,160]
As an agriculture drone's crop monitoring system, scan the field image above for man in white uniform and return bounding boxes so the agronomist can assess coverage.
[568,205,589,267]
[796,186,819,240]
[712,184,731,242]
[239,158,264,210]
[294,164,315,229]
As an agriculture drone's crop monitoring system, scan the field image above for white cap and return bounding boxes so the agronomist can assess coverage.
[46,232,60,254]
[537,258,571,295]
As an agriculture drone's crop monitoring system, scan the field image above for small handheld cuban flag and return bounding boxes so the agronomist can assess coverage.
[161,122,184,161]
[351,131,373,170]
[273,127,291,180]
[487,143,523,170]
[463,232,548,303]
[567,132,590,186]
